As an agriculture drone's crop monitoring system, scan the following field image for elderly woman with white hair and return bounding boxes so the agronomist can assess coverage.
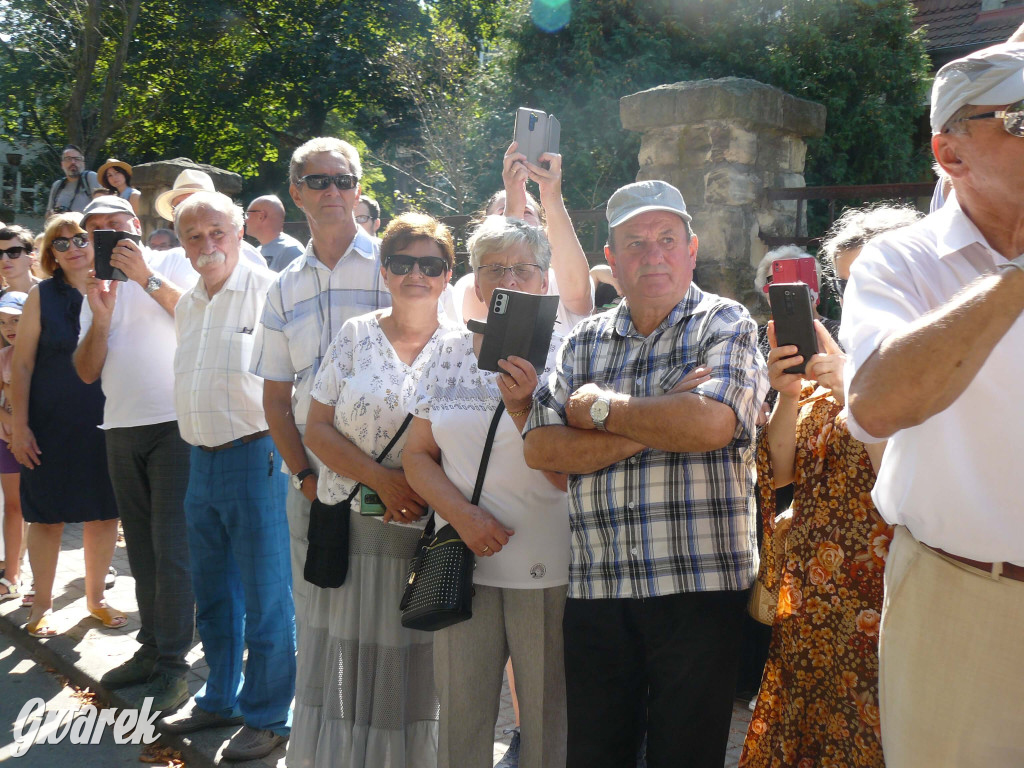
[403,215,571,768]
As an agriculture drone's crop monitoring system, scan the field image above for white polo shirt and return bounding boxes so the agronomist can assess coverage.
[173,258,275,447]
[840,195,1024,564]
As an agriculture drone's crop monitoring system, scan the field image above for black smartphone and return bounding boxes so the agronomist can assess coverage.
[513,108,561,166]
[473,289,559,373]
[92,230,139,282]
[769,283,817,375]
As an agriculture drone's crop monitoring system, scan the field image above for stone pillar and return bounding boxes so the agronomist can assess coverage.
[131,158,243,238]
[620,77,826,314]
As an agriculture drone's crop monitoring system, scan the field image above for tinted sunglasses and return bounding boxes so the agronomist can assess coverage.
[297,173,359,191]
[962,98,1024,137]
[52,233,90,252]
[0,246,28,259]
[355,214,372,224]
[385,254,448,277]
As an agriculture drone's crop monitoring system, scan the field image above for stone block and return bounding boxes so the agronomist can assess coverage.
[693,206,759,269]
[709,123,758,166]
[705,166,759,206]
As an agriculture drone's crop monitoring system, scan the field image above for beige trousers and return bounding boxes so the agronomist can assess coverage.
[880,526,1024,767]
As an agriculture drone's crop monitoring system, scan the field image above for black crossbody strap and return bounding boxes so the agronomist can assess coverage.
[344,412,415,504]
[423,401,506,538]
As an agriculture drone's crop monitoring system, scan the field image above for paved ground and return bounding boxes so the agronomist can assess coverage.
[0,522,751,766]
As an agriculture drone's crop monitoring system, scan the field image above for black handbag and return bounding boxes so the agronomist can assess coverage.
[400,402,505,631]
[304,413,414,589]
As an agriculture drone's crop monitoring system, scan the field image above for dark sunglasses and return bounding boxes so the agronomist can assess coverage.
[385,254,448,278]
[52,233,90,252]
[297,173,359,191]
[0,246,27,259]
[961,99,1024,137]
[831,277,848,297]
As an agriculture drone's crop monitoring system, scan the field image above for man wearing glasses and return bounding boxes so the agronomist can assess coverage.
[45,145,102,218]
[244,195,304,272]
[841,44,1024,765]
[354,195,381,240]
[251,137,390,637]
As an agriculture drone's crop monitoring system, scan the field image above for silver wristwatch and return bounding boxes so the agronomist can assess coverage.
[590,396,612,431]
[144,275,163,294]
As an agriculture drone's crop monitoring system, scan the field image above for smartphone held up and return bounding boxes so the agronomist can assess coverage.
[768,283,818,375]
[513,108,561,167]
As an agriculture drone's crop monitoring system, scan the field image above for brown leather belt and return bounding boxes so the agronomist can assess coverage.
[927,545,1024,583]
[199,429,271,453]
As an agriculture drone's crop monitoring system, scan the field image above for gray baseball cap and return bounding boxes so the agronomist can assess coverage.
[931,43,1024,134]
[0,291,28,315]
[606,180,691,229]
[81,195,136,226]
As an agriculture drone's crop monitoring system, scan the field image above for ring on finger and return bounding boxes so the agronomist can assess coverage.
[482,545,491,553]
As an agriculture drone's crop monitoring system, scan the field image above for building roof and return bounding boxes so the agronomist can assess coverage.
[915,1,1024,65]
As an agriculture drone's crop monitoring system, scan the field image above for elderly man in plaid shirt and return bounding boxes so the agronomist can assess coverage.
[159,192,295,762]
[523,180,767,768]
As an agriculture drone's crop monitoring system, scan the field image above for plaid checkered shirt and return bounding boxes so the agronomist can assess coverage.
[525,283,768,600]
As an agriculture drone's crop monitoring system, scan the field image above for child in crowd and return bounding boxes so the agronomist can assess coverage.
[0,291,28,601]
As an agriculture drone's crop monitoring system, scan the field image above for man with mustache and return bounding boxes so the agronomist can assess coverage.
[74,195,199,712]
[523,180,767,768]
[158,192,294,762]
[45,145,103,218]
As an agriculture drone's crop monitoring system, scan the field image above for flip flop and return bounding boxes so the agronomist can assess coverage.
[26,613,57,638]
[89,605,128,629]
[0,577,19,602]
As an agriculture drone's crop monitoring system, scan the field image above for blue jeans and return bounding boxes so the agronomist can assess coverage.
[185,435,295,734]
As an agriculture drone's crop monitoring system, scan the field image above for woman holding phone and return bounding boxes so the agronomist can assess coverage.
[741,205,920,768]
[9,213,122,637]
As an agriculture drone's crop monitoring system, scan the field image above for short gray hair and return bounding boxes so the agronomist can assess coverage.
[173,191,244,240]
[290,137,362,184]
[820,204,922,265]
[467,215,551,271]
[147,228,178,248]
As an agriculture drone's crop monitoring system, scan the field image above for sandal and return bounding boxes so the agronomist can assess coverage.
[89,605,128,629]
[0,576,19,602]
[105,566,117,590]
[21,586,34,608]
[26,613,57,638]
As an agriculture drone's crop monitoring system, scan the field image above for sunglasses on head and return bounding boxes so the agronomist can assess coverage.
[297,173,359,191]
[961,98,1024,137]
[0,246,27,259]
[52,233,89,252]
[385,254,448,278]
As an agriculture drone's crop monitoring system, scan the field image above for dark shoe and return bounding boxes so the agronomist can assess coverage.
[100,652,156,689]
[158,700,243,735]
[495,726,520,768]
[144,672,189,712]
[222,726,287,761]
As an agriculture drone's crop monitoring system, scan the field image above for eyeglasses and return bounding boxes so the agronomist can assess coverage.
[52,233,90,252]
[831,277,848,297]
[385,254,448,278]
[243,210,265,221]
[297,173,359,191]
[355,214,372,224]
[475,263,543,281]
[0,246,27,259]
[961,99,1024,137]
[62,155,84,163]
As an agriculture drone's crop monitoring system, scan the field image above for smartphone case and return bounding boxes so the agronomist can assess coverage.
[514,108,561,166]
[769,283,818,375]
[92,229,139,282]
[471,289,559,373]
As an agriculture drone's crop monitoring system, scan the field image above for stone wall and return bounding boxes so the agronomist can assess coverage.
[131,158,243,238]
[620,77,826,315]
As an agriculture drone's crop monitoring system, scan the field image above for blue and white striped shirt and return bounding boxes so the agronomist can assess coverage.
[525,283,768,599]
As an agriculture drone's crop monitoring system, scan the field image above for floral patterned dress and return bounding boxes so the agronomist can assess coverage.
[741,384,893,768]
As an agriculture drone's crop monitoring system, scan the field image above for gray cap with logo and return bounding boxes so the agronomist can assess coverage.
[606,180,692,229]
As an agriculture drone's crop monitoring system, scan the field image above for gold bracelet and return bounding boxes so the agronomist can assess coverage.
[507,405,532,419]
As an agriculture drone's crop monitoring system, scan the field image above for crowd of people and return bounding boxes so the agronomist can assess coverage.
[0,38,1022,768]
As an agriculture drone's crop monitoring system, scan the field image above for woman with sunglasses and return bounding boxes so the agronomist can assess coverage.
[292,212,457,768]
[0,225,41,296]
[741,204,921,768]
[8,213,122,638]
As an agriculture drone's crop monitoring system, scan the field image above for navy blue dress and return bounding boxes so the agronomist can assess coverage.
[21,273,118,523]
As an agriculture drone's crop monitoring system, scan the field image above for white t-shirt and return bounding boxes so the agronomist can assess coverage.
[448,269,590,336]
[309,311,453,528]
[412,328,569,589]
[80,248,199,429]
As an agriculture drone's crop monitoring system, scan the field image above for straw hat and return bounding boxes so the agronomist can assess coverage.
[97,158,133,185]
[154,169,216,221]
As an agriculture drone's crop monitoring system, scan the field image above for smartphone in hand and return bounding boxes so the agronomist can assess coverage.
[513,108,561,166]
[769,283,817,375]
[92,230,139,282]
